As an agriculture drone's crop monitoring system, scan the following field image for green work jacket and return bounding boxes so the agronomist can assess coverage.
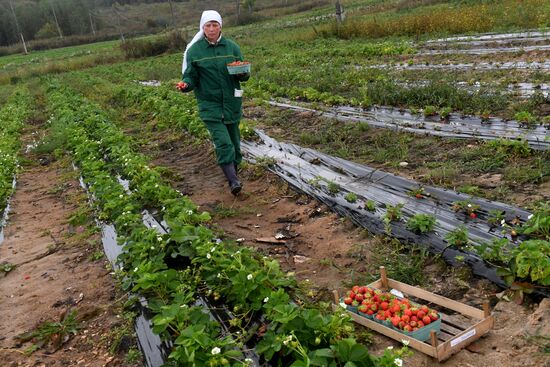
[183,36,249,124]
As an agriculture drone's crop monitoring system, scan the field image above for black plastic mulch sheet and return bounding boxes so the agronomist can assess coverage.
[242,130,547,295]
[269,101,550,150]
[424,30,550,45]
[365,61,550,71]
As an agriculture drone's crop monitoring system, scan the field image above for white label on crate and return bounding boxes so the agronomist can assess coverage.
[450,329,476,347]
[390,289,404,298]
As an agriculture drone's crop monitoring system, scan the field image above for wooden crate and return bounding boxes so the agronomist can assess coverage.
[332,267,494,362]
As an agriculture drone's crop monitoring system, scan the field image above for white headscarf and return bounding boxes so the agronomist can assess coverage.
[182,10,223,75]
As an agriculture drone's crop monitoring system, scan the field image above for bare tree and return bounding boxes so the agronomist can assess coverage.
[50,0,63,39]
[8,0,27,53]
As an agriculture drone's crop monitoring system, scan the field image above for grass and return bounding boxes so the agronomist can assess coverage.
[361,237,431,286]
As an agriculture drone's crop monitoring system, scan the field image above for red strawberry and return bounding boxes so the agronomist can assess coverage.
[348,291,356,300]
[352,285,360,293]
[358,305,368,314]
[417,321,425,328]
[417,310,426,319]
[404,309,412,317]
[469,212,477,219]
[344,297,353,305]
[422,316,432,325]
[403,325,412,332]
[391,316,400,327]
[380,302,389,311]
[401,315,410,323]
[428,311,439,321]
[410,320,417,328]
[358,286,366,294]
[410,315,418,322]
[355,294,364,303]
[415,193,423,199]
[391,304,401,314]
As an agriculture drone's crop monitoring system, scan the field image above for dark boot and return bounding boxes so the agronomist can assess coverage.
[220,164,242,195]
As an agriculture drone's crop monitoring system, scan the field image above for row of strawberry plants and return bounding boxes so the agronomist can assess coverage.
[0,87,31,216]
[45,81,408,367]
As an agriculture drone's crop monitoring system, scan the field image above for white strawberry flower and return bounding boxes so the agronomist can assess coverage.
[247,274,253,280]
[211,347,221,355]
[394,358,403,367]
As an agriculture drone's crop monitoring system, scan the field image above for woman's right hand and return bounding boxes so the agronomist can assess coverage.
[176,81,188,92]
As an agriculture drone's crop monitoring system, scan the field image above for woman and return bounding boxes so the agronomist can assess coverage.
[177,10,249,195]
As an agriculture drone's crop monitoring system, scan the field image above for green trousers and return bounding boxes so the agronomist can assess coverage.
[204,120,242,166]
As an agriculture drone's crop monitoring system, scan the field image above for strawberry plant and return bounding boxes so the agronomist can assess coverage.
[451,200,480,218]
[408,187,426,199]
[514,111,536,128]
[365,200,376,212]
[384,203,404,223]
[423,105,437,117]
[519,203,550,240]
[445,226,469,248]
[344,192,358,203]
[0,88,31,216]
[406,214,436,234]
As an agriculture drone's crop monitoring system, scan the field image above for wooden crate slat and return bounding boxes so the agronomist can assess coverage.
[436,316,494,361]
[438,330,455,342]
[440,319,466,335]
[442,313,473,331]
[385,279,485,319]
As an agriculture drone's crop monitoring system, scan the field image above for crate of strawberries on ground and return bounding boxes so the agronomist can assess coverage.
[341,285,441,342]
[332,267,494,361]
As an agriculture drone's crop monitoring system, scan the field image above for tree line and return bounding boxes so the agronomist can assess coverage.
[0,0,190,47]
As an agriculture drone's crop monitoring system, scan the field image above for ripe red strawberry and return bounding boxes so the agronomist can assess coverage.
[391,316,400,327]
[404,309,412,317]
[410,320,417,328]
[366,309,374,315]
[469,212,477,219]
[355,294,364,303]
[352,285,360,293]
[358,286,367,294]
[428,311,439,321]
[358,305,368,313]
[391,304,401,314]
[410,307,419,315]
[348,291,356,300]
[380,302,389,311]
[422,316,432,325]
[420,305,429,313]
[410,315,418,322]
[417,310,426,319]
[344,297,353,305]
[401,315,410,323]
[403,325,412,332]
[415,193,423,199]
[417,321,425,328]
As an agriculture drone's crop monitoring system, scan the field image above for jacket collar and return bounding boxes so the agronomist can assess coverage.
[204,34,225,46]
